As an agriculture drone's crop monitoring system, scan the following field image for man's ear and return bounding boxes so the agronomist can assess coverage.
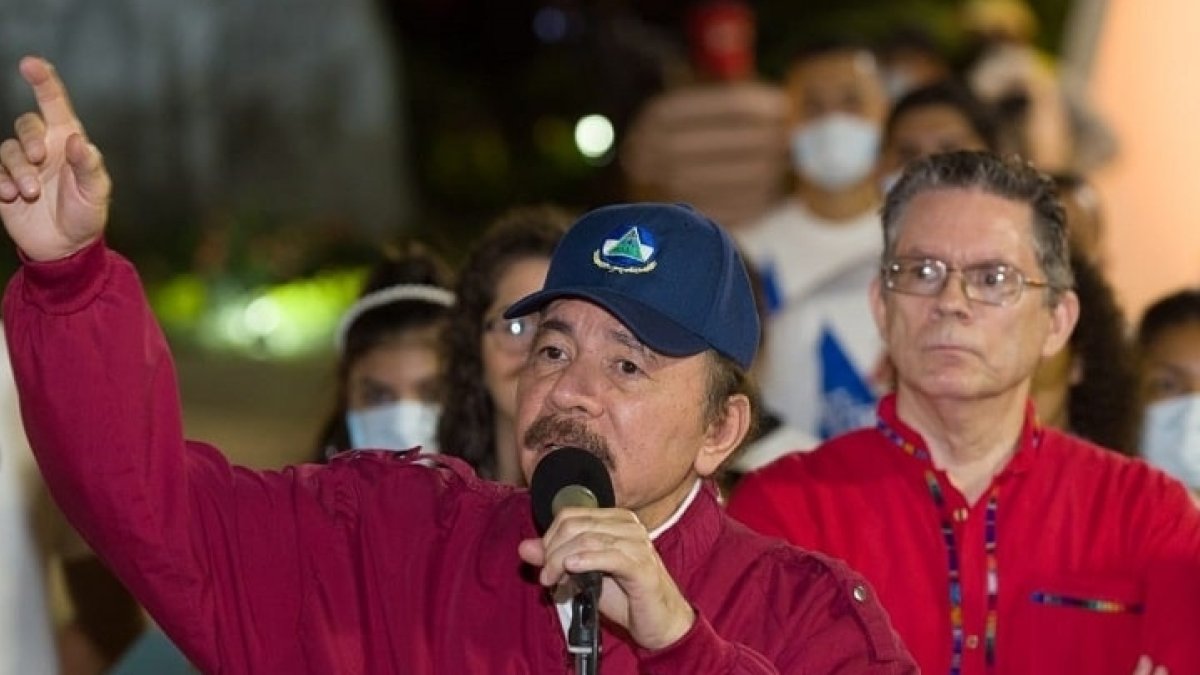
[694,393,751,478]
[1042,289,1080,358]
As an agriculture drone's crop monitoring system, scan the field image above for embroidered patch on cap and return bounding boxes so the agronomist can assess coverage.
[593,225,658,274]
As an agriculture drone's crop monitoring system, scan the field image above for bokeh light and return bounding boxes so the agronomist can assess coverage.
[574,114,615,160]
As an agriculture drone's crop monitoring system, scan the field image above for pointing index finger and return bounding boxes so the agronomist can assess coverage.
[18,56,81,130]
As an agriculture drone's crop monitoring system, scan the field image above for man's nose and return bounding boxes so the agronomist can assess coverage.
[545,356,604,417]
[933,270,972,317]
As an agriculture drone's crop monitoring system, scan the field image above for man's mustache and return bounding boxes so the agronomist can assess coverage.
[523,415,614,471]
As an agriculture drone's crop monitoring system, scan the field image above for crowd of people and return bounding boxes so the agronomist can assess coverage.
[0,0,1198,673]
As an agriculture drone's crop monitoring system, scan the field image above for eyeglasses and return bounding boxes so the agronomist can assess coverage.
[483,314,539,353]
[882,256,1053,307]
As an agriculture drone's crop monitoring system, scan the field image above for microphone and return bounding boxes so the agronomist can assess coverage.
[530,447,615,596]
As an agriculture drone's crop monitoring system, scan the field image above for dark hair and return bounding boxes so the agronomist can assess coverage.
[315,240,454,459]
[875,26,944,62]
[1136,288,1200,350]
[884,80,1000,152]
[1049,171,1106,262]
[1064,253,1139,454]
[437,205,572,478]
[882,150,1073,303]
[1049,170,1087,194]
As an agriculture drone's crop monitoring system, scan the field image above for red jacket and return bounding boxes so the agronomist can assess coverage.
[3,242,916,674]
[729,395,1200,675]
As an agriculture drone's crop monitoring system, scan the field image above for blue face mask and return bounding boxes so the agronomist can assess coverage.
[1141,393,1200,490]
[345,400,441,453]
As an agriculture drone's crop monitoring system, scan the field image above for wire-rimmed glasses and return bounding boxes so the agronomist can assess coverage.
[882,256,1053,307]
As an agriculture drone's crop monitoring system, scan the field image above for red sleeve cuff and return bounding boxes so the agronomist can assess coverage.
[637,610,735,673]
[12,238,112,315]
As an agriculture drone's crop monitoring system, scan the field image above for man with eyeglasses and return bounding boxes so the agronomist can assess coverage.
[729,151,1200,675]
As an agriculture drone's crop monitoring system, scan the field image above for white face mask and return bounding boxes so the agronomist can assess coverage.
[1140,393,1200,489]
[789,113,881,191]
[346,400,441,453]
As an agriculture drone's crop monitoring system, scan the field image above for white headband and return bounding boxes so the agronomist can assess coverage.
[334,284,456,351]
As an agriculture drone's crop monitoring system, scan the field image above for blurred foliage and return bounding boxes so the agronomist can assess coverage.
[149,265,366,360]
[135,208,384,359]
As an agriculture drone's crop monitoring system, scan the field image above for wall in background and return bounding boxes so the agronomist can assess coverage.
[1090,0,1200,320]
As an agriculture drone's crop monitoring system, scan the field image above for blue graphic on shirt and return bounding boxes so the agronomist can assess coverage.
[818,325,877,439]
[758,261,783,316]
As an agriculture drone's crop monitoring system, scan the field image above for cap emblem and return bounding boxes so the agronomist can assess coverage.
[593,225,658,274]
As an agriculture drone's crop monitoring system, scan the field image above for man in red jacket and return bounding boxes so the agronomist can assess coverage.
[728,150,1200,675]
[0,57,914,673]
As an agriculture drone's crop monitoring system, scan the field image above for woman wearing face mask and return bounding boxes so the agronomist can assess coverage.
[736,40,893,442]
[1136,288,1200,494]
[437,205,570,485]
[315,241,455,460]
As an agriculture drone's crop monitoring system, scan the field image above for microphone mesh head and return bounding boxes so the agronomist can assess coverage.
[529,447,614,534]
[551,484,598,516]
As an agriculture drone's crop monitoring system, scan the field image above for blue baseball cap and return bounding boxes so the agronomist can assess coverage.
[504,203,759,370]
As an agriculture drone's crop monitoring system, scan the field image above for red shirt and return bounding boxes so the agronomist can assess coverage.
[2,242,916,674]
[728,395,1200,675]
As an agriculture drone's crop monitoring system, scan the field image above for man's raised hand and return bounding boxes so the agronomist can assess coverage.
[0,56,110,261]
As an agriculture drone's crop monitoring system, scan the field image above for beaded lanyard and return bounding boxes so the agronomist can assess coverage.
[877,419,1004,675]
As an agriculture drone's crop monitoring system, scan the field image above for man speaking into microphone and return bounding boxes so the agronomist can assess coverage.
[0,57,913,673]
[504,202,912,673]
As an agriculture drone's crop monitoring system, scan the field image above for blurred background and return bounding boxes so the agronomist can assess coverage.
[0,0,1196,467]
[3,2,1200,672]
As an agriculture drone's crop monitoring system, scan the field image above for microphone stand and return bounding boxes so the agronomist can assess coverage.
[568,586,600,675]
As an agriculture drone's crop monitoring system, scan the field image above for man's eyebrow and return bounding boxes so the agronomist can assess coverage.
[537,317,572,337]
[358,375,396,393]
[897,249,1013,268]
[539,314,663,365]
[608,328,661,366]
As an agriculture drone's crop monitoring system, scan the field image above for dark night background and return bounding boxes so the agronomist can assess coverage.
[388,0,1068,258]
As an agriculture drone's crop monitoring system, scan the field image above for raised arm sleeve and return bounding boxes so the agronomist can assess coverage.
[2,241,343,672]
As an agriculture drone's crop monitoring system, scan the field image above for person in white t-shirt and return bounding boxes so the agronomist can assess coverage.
[736,39,889,441]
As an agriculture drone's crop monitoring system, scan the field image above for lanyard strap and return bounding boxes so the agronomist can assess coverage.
[878,420,1000,674]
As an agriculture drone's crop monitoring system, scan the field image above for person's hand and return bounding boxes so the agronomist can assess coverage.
[0,56,109,261]
[1132,655,1168,675]
[518,507,695,651]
